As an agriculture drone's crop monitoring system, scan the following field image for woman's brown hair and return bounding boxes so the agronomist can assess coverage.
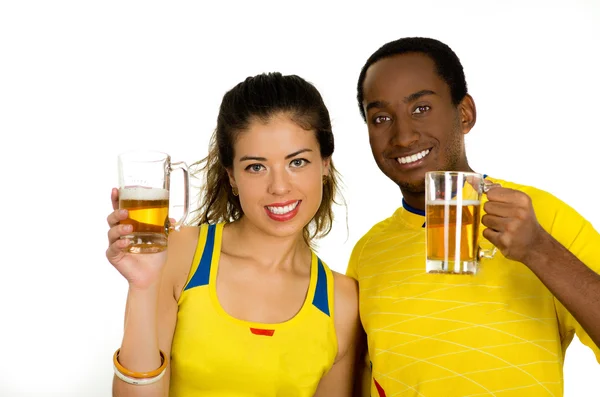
[189,72,343,245]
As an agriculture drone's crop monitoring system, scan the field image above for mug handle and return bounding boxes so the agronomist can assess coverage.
[168,161,189,232]
[478,246,497,259]
[479,179,500,259]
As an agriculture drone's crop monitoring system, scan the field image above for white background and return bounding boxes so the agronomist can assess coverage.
[1,1,599,396]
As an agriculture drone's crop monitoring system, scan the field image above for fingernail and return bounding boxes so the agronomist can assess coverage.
[124,224,132,231]
[119,209,128,216]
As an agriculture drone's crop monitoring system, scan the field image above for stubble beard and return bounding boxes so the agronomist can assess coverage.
[398,179,426,194]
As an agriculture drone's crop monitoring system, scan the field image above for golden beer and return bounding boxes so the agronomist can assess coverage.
[119,187,169,253]
[426,200,481,274]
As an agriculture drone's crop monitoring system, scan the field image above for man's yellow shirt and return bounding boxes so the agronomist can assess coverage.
[347,176,600,396]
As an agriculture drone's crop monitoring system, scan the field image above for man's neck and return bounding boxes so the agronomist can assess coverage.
[401,192,426,212]
[401,164,476,211]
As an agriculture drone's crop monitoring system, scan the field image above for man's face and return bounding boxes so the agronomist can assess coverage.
[362,52,473,194]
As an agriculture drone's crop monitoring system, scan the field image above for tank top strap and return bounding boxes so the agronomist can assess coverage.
[311,257,335,319]
[183,223,218,291]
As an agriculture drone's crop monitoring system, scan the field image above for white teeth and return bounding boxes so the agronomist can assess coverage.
[397,149,430,165]
[267,201,299,215]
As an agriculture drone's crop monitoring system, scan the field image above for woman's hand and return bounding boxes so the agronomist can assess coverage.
[106,188,167,290]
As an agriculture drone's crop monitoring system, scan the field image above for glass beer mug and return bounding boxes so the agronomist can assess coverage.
[118,151,189,254]
[425,171,496,274]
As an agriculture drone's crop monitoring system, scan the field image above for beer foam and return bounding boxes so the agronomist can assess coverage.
[120,187,169,200]
[428,199,480,206]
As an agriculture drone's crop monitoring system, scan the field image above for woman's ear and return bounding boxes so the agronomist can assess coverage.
[226,167,236,188]
[322,157,331,177]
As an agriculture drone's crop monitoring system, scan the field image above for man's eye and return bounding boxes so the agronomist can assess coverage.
[412,106,430,114]
[373,115,390,124]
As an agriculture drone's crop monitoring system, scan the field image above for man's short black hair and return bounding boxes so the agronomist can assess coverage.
[357,37,468,121]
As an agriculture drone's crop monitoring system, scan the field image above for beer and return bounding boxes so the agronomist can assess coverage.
[119,187,169,253]
[426,200,481,274]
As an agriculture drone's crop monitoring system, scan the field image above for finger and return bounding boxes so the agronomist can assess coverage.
[111,188,119,211]
[464,175,484,190]
[482,227,502,247]
[107,209,128,228]
[107,223,133,244]
[485,186,520,203]
[481,214,510,232]
[482,180,502,193]
[483,201,516,218]
[106,238,131,262]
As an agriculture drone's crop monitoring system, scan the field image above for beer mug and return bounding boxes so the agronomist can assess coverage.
[118,151,189,254]
[425,171,495,274]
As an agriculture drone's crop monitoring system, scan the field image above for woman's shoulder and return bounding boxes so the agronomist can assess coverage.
[331,271,358,299]
[330,270,360,361]
[167,225,201,248]
[166,225,202,299]
[331,270,359,322]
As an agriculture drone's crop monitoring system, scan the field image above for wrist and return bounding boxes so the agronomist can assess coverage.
[128,280,161,294]
[521,229,555,269]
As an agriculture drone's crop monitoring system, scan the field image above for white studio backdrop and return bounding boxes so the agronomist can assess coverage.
[0,1,598,396]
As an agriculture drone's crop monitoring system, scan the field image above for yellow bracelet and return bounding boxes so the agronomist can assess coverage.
[113,349,168,379]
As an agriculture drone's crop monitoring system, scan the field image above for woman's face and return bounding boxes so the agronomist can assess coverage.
[228,114,329,238]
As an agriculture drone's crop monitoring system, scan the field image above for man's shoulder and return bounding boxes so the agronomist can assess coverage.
[347,214,394,277]
[354,211,401,244]
[349,208,411,261]
[487,175,585,231]
[486,176,563,207]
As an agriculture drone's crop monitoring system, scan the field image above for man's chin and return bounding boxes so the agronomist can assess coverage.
[380,167,425,194]
[397,179,425,194]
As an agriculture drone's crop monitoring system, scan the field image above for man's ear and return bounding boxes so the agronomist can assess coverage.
[459,94,477,135]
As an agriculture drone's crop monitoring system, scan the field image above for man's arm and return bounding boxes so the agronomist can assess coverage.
[482,186,600,349]
[352,329,371,397]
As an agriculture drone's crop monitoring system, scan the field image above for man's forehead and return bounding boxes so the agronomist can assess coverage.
[363,54,442,100]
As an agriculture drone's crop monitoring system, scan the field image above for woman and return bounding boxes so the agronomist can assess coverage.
[106,72,360,396]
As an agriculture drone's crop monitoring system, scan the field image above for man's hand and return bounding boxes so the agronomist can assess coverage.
[481,186,549,264]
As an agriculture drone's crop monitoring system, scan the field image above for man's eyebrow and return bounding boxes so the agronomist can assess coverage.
[404,89,437,103]
[365,100,388,113]
[364,90,436,113]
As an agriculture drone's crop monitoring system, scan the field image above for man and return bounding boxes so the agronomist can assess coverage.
[347,37,600,396]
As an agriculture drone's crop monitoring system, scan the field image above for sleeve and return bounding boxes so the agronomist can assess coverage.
[346,234,370,281]
[536,191,600,363]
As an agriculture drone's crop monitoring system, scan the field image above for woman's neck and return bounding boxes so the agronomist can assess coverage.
[222,217,311,273]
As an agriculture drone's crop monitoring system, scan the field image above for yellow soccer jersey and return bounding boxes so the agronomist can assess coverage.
[347,176,600,396]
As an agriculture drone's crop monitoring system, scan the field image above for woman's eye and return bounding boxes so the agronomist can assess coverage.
[246,164,265,172]
[290,158,309,168]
